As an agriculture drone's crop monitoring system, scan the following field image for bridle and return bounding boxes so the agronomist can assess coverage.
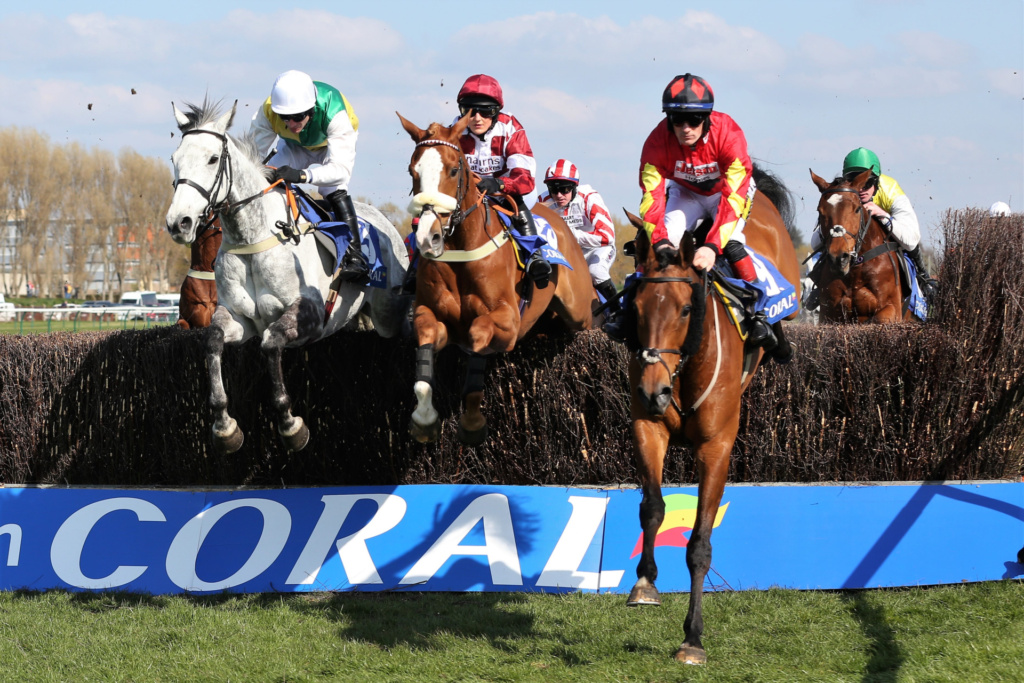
[172,128,278,228]
[634,272,719,417]
[412,139,477,237]
[818,186,872,264]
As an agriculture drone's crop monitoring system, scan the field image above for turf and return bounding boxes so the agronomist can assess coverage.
[1,581,1021,682]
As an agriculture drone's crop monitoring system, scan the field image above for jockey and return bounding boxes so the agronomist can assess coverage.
[806,147,936,307]
[538,159,619,313]
[606,73,774,348]
[453,74,552,288]
[251,70,369,282]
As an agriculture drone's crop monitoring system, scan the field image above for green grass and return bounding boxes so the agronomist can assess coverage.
[1,582,1021,682]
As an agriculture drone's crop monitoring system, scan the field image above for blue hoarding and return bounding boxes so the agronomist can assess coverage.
[0,483,1021,595]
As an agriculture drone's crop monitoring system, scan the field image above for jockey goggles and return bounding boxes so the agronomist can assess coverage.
[668,111,709,128]
[459,103,501,119]
[279,109,312,123]
[546,182,577,196]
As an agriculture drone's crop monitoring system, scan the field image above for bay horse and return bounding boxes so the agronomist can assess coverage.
[166,99,409,453]
[624,175,800,665]
[810,170,910,323]
[176,218,221,329]
[397,113,595,445]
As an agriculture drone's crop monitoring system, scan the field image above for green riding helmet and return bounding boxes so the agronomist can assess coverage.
[843,147,881,178]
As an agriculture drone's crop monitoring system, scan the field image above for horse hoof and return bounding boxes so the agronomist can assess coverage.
[674,644,706,665]
[280,419,310,453]
[409,417,441,444]
[457,422,488,446]
[213,423,244,455]
[626,582,661,607]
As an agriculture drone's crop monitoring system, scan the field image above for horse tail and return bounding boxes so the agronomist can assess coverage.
[752,163,801,247]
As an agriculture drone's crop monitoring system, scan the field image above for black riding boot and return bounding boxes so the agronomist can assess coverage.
[907,245,937,299]
[746,308,777,350]
[511,198,551,289]
[327,189,370,284]
[595,279,621,314]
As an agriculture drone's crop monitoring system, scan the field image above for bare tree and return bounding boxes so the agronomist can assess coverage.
[112,150,172,292]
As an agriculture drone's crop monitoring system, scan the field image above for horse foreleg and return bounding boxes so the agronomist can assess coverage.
[457,353,488,446]
[410,306,447,443]
[207,307,246,454]
[678,439,732,665]
[627,418,670,607]
[263,299,319,453]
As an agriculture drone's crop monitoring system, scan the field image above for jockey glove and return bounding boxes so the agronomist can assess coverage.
[476,177,504,195]
[272,166,307,184]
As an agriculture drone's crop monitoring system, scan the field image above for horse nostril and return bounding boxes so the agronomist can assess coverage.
[180,216,193,232]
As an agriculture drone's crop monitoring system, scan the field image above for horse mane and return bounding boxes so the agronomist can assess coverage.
[177,96,233,132]
[752,163,798,243]
[178,97,267,176]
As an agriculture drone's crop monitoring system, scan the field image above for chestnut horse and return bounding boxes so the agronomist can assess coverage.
[397,113,595,445]
[810,170,910,322]
[176,218,221,329]
[624,177,800,665]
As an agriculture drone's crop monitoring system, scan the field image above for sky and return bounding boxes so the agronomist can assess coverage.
[1,1,1021,247]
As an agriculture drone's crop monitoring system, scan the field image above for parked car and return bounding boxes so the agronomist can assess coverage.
[81,300,116,308]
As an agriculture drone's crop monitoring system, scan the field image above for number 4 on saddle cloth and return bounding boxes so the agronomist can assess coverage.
[290,186,390,289]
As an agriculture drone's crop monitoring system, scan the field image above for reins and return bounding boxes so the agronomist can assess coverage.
[635,272,721,417]
[412,138,507,263]
[175,127,306,256]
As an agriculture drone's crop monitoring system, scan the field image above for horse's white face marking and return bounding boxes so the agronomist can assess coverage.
[826,193,843,207]
[415,148,444,197]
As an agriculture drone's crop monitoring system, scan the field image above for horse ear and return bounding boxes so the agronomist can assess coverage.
[451,113,471,139]
[396,112,425,141]
[623,208,644,231]
[810,169,830,193]
[852,169,874,189]
[172,102,191,131]
[681,233,696,266]
[212,100,236,134]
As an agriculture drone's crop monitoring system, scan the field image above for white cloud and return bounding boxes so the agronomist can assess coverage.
[896,31,971,67]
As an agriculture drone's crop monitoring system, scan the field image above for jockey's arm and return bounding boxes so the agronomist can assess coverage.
[500,124,537,197]
[881,194,921,251]
[574,189,615,248]
[250,108,279,160]
[304,114,358,190]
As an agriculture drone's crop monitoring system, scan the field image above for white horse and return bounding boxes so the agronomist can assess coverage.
[165,99,409,454]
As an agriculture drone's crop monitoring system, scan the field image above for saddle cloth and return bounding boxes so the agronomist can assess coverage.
[292,188,389,289]
[492,211,574,271]
[714,247,799,324]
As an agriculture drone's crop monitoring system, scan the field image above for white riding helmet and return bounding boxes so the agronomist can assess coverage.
[270,70,316,115]
[989,201,1011,217]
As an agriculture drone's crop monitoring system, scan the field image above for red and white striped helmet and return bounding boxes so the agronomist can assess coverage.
[544,159,580,185]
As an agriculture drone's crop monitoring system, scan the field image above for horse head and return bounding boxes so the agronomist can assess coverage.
[166,99,238,245]
[625,210,706,417]
[811,169,873,276]
[397,112,476,259]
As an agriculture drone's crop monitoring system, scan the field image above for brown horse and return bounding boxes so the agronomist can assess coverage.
[810,170,910,323]
[624,178,800,665]
[176,218,221,329]
[397,113,595,445]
